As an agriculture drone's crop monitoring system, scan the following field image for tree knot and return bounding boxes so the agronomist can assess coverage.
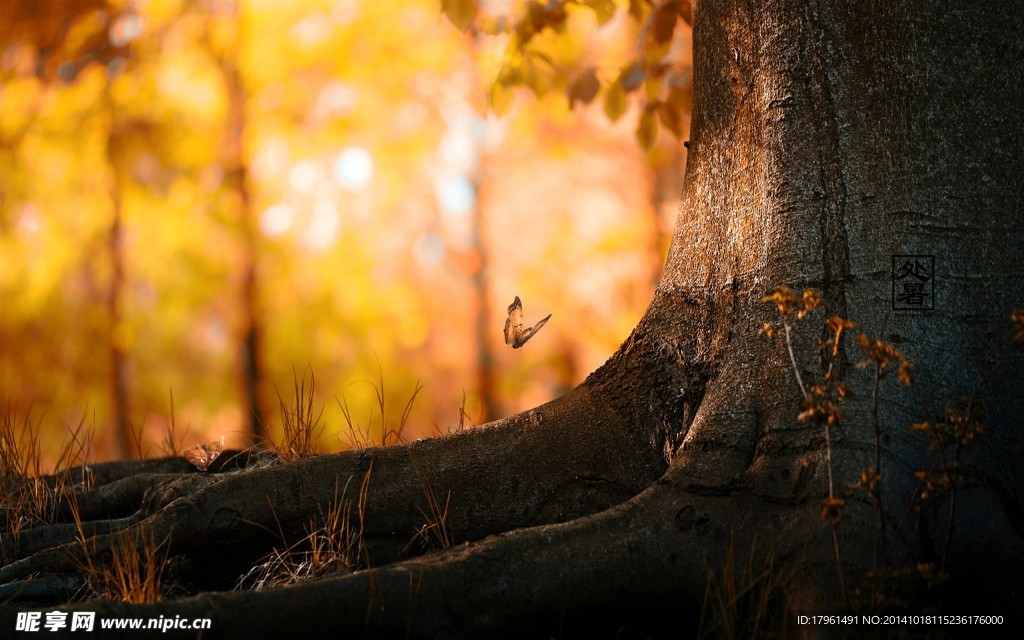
[675,504,711,533]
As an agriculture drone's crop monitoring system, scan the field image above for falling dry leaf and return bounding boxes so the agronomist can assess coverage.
[183,436,225,472]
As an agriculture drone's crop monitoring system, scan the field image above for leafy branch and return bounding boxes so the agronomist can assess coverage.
[441,0,692,148]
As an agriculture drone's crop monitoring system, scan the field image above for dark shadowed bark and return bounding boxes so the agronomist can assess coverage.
[2,0,1022,637]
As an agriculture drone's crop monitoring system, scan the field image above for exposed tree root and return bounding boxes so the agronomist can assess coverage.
[2,478,804,639]
[0,352,700,599]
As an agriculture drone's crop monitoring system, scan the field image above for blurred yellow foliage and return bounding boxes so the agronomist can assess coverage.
[0,0,690,465]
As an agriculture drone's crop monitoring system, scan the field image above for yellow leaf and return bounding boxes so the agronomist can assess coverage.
[523,57,552,97]
[489,81,515,116]
[657,102,682,137]
[644,35,672,62]
[477,14,504,35]
[441,0,478,31]
[584,0,616,25]
[0,77,43,137]
[497,60,524,87]
[644,74,661,102]
[603,80,627,122]
[637,109,658,149]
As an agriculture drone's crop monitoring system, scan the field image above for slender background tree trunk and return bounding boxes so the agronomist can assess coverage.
[104,91,131,459]
[214,4,267,444]
[469,174,496,422]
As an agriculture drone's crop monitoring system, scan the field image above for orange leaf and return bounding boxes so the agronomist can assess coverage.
[652,1,678,43]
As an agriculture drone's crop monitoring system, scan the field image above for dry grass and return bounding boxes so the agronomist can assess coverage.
[336,366,422,450]
[270,367,326,461]
[1,406,170,603]
[699,538,789,640]
[266,365,464,456]
[0,403,44,479]
[68,496,169,603]
[432,390,473,437]
[411,455,453,550]
[157,390,191,458]
[1,406,94,554]
[102,527,169,603]
[237,463,373,590]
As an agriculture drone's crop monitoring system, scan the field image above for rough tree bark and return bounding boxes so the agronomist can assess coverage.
[2,0,1022,637]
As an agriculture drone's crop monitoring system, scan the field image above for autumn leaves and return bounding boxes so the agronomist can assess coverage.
[443,0,692,149]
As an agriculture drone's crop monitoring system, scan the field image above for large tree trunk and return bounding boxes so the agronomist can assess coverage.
[2,0,1022,637]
